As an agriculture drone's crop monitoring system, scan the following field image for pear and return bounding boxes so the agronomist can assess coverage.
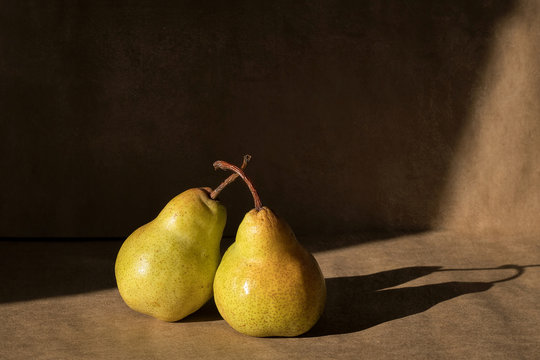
[115,156,250,322]
[212,160,326,337]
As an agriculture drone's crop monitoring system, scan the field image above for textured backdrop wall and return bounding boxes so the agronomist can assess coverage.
[1,0,538,238]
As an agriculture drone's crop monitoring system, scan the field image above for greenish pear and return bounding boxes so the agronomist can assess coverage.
[115,188,226,321]
[212,161,326,337]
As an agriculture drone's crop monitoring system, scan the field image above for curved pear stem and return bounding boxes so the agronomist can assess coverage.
[213,159,263,211]
[210,155,251,200]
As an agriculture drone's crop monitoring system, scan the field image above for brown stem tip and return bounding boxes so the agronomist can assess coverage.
[210,155,251,200]
[213,159,263,211]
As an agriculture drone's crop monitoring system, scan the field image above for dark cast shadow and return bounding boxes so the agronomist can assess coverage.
[0,239,122,303]
[305,264,538,337]
[180,299,222,323]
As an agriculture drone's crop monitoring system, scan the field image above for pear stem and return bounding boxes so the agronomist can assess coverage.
[213,159,263,211]
[210,155,251,200]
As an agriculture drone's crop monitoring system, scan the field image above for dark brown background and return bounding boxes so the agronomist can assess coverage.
[1,0,539,239]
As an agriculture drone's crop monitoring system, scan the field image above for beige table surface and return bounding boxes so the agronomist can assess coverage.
[1,232,539,359]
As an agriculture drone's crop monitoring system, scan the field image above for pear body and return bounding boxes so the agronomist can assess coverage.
[115,188,226,321]
[214,207,326,337]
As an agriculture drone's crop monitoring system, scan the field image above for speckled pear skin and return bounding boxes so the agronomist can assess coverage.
[115,188,226,322]
[213,207,326,337]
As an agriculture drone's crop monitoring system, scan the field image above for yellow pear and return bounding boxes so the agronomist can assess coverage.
[212,160,326,337]
[115,156,250,322]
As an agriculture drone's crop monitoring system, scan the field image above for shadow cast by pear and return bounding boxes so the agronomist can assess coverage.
[305,264,538,337]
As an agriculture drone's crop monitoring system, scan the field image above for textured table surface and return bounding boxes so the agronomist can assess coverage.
[1,232,539,359]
